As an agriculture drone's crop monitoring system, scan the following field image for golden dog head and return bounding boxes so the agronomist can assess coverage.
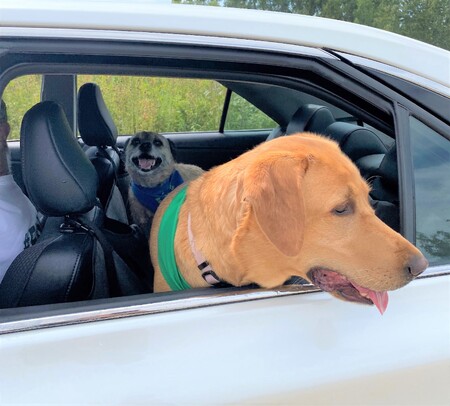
[229,133,427,312]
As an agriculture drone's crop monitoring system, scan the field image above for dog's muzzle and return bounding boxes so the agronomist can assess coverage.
[132,153,162,172]
[307,268,389,314]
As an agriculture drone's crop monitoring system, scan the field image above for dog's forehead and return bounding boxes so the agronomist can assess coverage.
[136,131,162,142]
[290,139,371,196]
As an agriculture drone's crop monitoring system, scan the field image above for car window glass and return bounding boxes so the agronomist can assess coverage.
[2,75,42,140]
[77,75,226,134]
[410,117,450,266]
[224,92,276,131]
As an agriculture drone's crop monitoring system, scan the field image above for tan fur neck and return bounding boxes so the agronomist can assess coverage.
[173,164,249,287]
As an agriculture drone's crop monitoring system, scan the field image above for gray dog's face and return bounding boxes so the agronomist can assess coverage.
[125,131,176,188]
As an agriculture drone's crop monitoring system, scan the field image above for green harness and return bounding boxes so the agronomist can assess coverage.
[157,186,191,291]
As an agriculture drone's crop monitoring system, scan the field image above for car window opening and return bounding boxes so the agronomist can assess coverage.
[0,71,412,311]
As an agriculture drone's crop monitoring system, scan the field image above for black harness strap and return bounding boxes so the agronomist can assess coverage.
[0,236,57,308]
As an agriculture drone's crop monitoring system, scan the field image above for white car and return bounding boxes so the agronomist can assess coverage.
[0,1,449,404]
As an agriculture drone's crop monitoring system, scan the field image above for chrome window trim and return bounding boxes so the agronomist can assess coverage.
[422,264,450,277]
[337,52,450,98]
[0,27,337,60]
[1,265,448,335]
[0,285,319,335]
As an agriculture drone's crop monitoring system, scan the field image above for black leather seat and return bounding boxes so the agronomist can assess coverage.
[266,104,335,141]
[323,122,387,178]
[78,83,128,223]
[285,104,335,135]
[0,102,150,308]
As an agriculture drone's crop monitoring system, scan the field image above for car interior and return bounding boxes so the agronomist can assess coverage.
[0,64,400,309]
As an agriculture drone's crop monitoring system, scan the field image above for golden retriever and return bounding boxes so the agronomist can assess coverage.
[150,133,428,313]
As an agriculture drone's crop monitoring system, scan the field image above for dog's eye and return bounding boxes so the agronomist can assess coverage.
[333,203,353,216]
[131,138,140,146]
[153,139,163,147]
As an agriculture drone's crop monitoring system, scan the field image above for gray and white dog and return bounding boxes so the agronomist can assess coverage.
[125,131,203,237]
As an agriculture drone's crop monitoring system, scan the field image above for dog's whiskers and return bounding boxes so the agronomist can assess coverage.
[366,175,381,186]
[284,276,309,286]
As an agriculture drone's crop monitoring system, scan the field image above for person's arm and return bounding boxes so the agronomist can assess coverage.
[0,122,11,176]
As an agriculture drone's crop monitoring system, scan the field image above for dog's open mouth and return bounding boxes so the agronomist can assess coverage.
[307,268,389,314]
[132,154,162,172]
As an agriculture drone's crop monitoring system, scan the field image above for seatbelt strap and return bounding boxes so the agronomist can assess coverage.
[97,146,120,185]
[0,236,57,308]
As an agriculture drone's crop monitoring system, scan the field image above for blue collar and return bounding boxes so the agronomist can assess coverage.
[131,170,184,213]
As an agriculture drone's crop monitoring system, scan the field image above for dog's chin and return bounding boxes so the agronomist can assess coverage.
[307,268,389,314]
[131,154,162,173]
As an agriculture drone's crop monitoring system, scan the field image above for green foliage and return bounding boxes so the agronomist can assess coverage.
[3,74,275,140]
[226,93,276,130]
[2,76,42,140]
[78,75,227,134]
[78,75,275,134]
[174,0,450,49]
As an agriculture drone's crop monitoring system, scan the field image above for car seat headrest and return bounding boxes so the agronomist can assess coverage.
[370,143,398,203]
[21,101,99,216]
[324,122,387,161]
[377,143,397,185]
[78,83,118,147]
[286,104,335,135]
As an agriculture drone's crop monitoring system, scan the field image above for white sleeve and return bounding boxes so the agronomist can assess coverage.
[0,175,38,283]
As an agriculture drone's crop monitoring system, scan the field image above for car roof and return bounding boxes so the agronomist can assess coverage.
[0,0,449,92]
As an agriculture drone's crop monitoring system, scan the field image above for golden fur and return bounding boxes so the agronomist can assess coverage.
[150,133,426,298]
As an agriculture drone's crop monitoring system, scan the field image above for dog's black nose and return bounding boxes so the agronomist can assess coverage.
[139,142,152,152]
[406,254,429,277]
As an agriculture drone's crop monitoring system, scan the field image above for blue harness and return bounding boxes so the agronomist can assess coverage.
[131,170,184,212]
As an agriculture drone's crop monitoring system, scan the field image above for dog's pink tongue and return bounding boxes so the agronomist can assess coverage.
[139,158,155,170]
[354,283,389,315]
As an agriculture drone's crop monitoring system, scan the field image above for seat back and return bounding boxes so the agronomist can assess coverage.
[322,121,399,229]
[78,82,128,223]
[266,104,335,141]
[286,104,335,135]
[324,122,387,178]
[0,102,151,308]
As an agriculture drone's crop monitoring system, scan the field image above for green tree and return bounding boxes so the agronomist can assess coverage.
[222,0,325,14]
[395,0,449,49]
[173,0,450,49]
[322,0,357,21]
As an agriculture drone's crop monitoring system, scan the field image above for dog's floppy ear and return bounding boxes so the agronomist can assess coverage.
[235,155,308,257]
[168,138,178,161]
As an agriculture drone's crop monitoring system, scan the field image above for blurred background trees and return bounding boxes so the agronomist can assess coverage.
[173,0,450,49]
